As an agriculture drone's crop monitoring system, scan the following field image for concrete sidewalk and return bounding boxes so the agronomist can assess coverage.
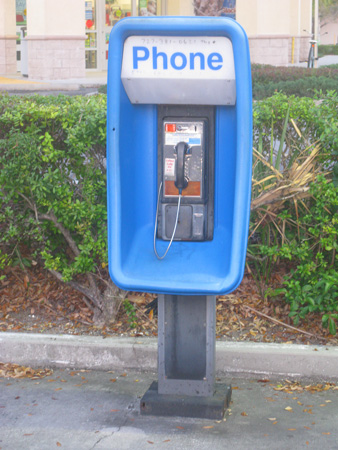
[1,333,338,381]
[0,71,107,94]
[291,54,338,68]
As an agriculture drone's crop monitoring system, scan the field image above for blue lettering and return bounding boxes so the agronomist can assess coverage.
[133,46,150,69]
[132,46,224,72]
[152,46,168,69]
[189,52,205,70]
[170,52,187,70]
[207,52,223,70]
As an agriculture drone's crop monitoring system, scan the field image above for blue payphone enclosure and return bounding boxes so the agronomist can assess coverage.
[107,17,252,295]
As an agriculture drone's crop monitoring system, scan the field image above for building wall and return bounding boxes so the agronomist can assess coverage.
[0,0,16,74]
[26,0,86,79]
[236,0,312,66]
[167,0,193,15]
[28,0,84,36]
[162,0,313,65]
[2,0,315,78]
[0,0,16,35]
[173,0,312,66]
[320,21,338,45]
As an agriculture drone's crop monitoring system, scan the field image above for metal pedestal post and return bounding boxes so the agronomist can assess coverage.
[140,295,232,419]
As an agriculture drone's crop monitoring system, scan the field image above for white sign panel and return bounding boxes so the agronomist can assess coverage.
[164,158,175,177]
[121,35,236,105]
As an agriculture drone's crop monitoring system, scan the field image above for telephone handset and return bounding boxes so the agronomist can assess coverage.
[154,105,215,259]
[174,141,189,192]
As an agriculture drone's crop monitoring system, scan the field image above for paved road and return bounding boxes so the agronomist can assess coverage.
[317,55,338,66]
[291,55,338,68]
[1,368,337,450]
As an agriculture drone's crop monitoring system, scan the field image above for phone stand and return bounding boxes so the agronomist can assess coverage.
[107,16,252,420]
[140,295,232,419]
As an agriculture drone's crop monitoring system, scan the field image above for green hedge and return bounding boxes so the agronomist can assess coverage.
[252,64,338,99]
[251,91,338,333]
[318,45,338,57]
[0,94,112,320]
[1,91,338,330]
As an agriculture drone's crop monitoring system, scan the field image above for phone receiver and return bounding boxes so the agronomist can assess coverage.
[175,141,189,191]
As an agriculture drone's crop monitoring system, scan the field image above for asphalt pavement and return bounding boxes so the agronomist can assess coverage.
[1,333,338,449]
[1,368,337,450]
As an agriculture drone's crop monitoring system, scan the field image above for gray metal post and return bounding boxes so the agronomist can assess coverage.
[158,294,216,397]
[140,294,232,419]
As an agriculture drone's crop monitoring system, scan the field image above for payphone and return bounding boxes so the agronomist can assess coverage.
[107,16,252,419]
[156,105,214,243]
[107,17,252,295]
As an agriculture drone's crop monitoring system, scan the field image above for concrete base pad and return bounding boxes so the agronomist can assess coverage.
[140,381,232,420]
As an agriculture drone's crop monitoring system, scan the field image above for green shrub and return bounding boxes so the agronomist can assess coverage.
[318,45,338,57]
[252,64,338,99]
[252,64,338,83]
[253,91,338,164]
[273,177,338,334]
[0,94,123,324]
[2,90,338,331]
[251,92,338,333]
[254,77,338,100]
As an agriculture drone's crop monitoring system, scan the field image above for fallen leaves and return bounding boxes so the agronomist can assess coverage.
[273,380,338,394]
[0,362,53,380]
[1,264,337,344]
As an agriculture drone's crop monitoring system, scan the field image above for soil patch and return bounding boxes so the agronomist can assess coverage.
[1,265,337,346]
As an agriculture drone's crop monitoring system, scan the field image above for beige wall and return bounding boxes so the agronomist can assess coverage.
[299,0,312,36]
[167,0,193,16]
[26,0,86,79]
[176,0,313,66]
[27,0,84,36]
[0,0,16,74]
[237,0,311,37]
[236,0,258,35]
[238,0,312,65]
[174,0,312,39]
[320,22,338,45]
[257,0,290,35]
[0,0,16,36]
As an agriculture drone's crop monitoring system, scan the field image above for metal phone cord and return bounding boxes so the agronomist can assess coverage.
[153,181,182,260]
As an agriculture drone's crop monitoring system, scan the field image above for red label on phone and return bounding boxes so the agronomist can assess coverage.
[165,123,176,132]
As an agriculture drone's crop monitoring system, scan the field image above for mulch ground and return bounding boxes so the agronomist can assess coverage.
[0,265,337,346]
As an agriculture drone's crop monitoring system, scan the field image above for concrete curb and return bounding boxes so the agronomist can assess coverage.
[0,83,81,91]
[1,332,337,380]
